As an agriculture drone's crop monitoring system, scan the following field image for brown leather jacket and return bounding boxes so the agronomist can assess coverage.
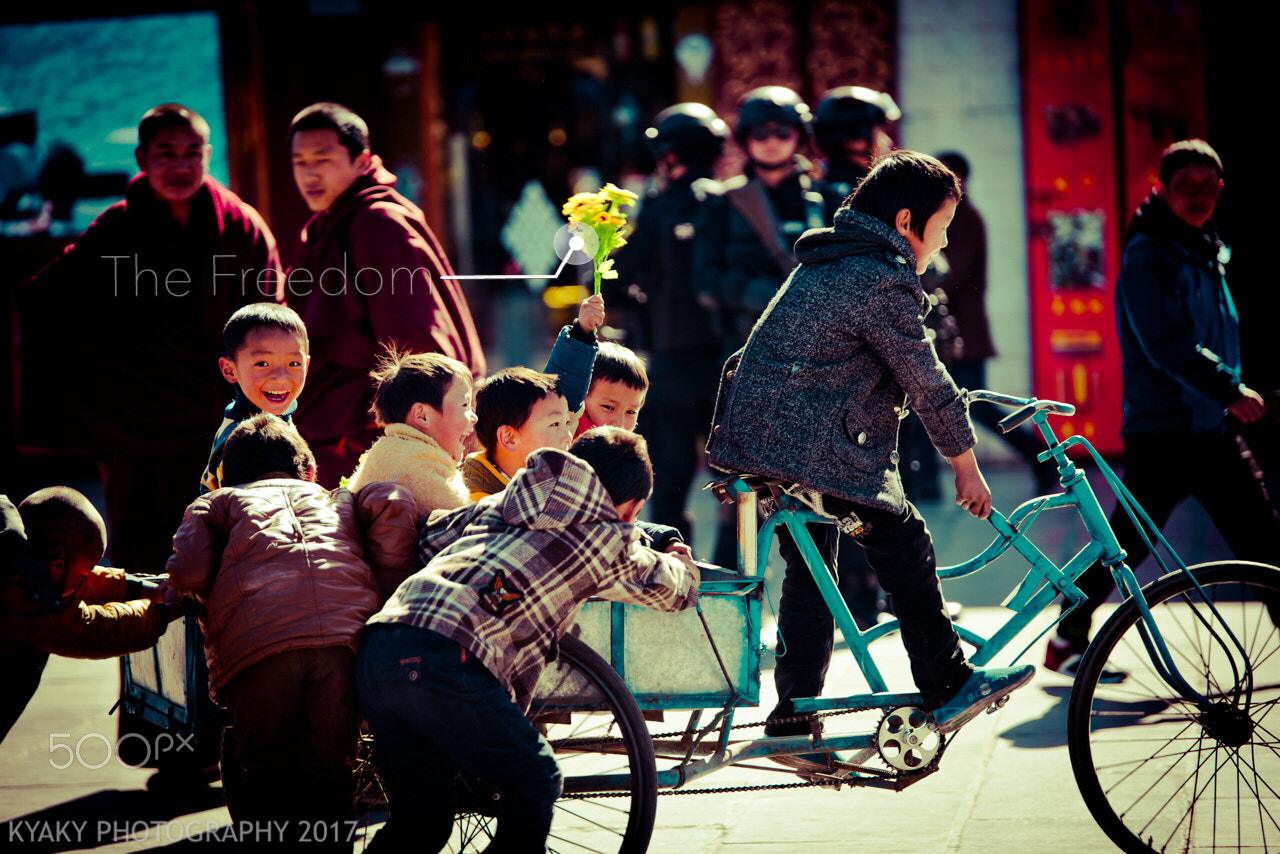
[166,477,417,701]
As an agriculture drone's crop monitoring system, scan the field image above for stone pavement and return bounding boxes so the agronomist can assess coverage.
[0,462,1236,852]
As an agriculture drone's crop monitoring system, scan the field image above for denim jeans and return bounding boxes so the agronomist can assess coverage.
[772,499,971,720]
[355,625,562,854]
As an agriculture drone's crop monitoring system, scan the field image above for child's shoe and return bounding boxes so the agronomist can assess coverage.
[931,665,1035,734]
[1044,634,1127,683]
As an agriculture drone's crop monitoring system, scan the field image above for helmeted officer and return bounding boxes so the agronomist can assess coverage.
[813,85,902,199]
[612,103,729,550]
[693,86,841,360]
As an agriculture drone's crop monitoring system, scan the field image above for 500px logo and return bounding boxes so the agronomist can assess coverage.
[48,731,196,770]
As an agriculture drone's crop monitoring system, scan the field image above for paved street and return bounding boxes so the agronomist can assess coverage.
[0,460,1247,852]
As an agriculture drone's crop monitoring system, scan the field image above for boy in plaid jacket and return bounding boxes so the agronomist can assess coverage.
[356,427,699,852]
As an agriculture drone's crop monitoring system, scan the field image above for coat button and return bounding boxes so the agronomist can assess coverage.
[857,432,868,445]
[889,451,900,464]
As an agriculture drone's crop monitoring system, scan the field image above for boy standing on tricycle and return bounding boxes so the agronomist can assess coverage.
[709,151,1033,766]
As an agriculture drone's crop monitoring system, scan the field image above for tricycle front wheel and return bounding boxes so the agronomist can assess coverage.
[1067,561,1280,853]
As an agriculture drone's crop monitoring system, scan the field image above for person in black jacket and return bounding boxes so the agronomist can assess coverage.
[613,103,728,553]
[1044,139,1280,679]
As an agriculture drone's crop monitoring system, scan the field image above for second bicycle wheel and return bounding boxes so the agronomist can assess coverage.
[1067,561,1280,854]
[444,633,658,854]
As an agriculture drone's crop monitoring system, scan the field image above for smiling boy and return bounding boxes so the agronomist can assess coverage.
[201,303,310,492]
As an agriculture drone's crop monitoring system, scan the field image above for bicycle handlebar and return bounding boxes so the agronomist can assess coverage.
[964,390,1076,434]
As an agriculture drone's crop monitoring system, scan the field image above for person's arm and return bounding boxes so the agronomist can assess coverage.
[691,196,732,317]
[859,271,975,459]
[544,294,602,413]
[1117,241,1244,410]
[355,482,422,600]
[595,535,700,612]
[417,500,488,567]
[164,497,225,602]
[634,520,687,555]
[15,597,171,659]
[948,448,992,519]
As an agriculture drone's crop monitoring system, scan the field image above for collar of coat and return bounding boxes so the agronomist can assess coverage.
[795,207,917,269]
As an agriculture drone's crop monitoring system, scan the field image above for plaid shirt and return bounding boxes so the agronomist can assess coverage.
[367,448,699,711]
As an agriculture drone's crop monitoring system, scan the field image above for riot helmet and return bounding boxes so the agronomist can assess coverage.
[734,86,812,144]
[813,86,901,161]
[645,103,729,157]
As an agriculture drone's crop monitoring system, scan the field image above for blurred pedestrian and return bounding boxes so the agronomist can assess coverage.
[1045,140,1280,679]
[614,103,727,551]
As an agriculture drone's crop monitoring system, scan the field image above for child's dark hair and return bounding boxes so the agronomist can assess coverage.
[474,368,564,454]
[370,348,471,427]
[138,103,210,151]
[843,150,961,238]
[289,102,369,161]
[223,303,309,359]
[570,427,653,507]
[221,413,315,486]
[18,487,107,568]
[1159,139,1223,186]
[591,342,648,392]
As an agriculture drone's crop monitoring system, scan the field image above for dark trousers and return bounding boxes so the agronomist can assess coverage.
[1058,431,1280,641]
[772,500,971,716]
[642,350,722,550]
[0,645,48,744]
[356,626,561,854]
[222,645,362,853]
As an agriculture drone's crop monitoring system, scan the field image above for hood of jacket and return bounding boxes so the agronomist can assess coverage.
[499,448,621,531]
[794,207,918,269]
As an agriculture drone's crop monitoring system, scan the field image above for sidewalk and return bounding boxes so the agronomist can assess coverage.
[0,462,1234,852]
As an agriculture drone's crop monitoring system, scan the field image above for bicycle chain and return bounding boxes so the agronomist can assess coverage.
[559,705,949,798]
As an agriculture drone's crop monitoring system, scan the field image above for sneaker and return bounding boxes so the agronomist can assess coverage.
[1044,635,1127,683]
[931,665,1035,734]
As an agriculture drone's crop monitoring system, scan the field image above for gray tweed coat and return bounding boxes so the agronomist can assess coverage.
[708,207,975,514]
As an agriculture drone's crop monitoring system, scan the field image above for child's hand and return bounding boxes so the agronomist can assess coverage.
[948,449,992,519]
[576,293,605,335]
[664,541,693,560]
[152,580,185,620]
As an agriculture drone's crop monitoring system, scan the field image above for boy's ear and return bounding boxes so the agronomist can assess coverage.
[496,424,519,451]
[894,207,913,238]
[47,544,67,588]
[218,357,238,384]
[616,498,645,523]
[407,401,441,435]
[355,149,373,171]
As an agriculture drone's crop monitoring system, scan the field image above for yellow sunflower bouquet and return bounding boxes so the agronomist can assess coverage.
[562,183,639,295]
